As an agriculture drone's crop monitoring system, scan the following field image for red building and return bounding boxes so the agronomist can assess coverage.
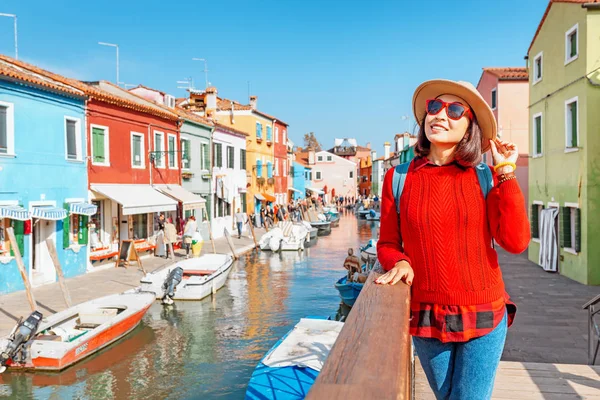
[358,156,372,197]
[75,81,186,261]
[273,120,289,204]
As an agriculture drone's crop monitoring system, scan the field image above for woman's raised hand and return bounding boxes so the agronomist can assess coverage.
[375,260,414,286]
[490,139,518,166]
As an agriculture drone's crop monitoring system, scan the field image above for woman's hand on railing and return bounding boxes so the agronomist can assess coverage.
[375,261,414,286]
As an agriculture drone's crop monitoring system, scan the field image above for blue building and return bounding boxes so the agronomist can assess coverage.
[291,161,306,200]
[0,56,95,294]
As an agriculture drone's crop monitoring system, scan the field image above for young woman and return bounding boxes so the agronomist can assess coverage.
[376,79,530,399]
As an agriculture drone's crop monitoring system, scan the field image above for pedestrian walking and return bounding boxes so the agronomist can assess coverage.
[234,208,246,239]
[164,217,177,259]
[155,213,166,258]
[182,215,197,258]
[375,79,530,399]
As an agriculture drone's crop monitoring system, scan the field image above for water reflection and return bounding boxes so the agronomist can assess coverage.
[1,211,375,399]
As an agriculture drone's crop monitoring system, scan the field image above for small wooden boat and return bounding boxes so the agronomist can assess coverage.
[325,211,340,227]
[0,292,154,372]
[356,208,371,219]
[245,318,344,400]
[140,254,234,303]
[334,277,364,308]
[365,210,380,221]
[310,220,331,236]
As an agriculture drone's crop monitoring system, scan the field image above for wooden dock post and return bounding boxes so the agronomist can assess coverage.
[203,206,216,254]
[6,227,37,312]
[223,228,238,259]
[247,220,258,249]
[45,238,72,308]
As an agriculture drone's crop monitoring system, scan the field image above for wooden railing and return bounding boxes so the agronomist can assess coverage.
[307,272,413,399]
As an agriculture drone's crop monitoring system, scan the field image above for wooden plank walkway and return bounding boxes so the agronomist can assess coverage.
[415,357,600,399]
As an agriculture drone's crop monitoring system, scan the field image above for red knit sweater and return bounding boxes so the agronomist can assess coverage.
[377,158,530,306]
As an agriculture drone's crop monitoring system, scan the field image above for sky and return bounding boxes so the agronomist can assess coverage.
[0,0,549,156]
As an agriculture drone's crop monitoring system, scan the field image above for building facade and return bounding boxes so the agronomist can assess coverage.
[0,56,91,293]
[309,150,357,201]
[273,120,289,205]
[291,161,307,200]
[526,0,600,284]
[371,151,384,197]
[358,155,372,196]
[477,67,529,204]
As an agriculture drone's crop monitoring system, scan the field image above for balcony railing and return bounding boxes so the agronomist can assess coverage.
[307,272,412,399]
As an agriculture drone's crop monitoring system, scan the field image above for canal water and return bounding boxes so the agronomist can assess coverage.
[0,212,378,400]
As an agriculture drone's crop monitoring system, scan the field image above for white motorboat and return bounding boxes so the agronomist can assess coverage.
[140,254,234,303]
[0,292,155,372]
[259,223,308,252]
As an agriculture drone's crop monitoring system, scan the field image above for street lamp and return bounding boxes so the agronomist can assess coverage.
[192,58,208,89]
[98,42,119,85]
[0,13,18,59]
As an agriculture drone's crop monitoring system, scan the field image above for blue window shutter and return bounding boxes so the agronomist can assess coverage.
[257,160,262,177]
[256,123,262,139]
[267,126,272,141]
[267,162,273,178]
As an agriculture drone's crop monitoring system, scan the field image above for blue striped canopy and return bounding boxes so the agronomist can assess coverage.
[31,206,67,221]
[0,206,30,221]
[69,202,98,216]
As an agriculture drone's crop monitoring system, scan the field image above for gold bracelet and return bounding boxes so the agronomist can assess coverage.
[494,161,517,172]
[498,175,517,185]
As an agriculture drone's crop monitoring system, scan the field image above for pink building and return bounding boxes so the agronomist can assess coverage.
[306,150,357,200]
[477,67,529,204]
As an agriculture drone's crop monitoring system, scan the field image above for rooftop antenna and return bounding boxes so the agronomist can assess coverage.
[192,58,208,89]
[177,77,194,91]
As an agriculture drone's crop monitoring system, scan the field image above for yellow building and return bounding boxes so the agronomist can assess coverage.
[183,88,276,217]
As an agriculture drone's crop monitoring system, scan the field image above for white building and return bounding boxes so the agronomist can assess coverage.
[307,150,357,200]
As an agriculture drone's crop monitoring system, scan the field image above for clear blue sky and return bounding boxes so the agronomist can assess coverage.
[0,0,548,155]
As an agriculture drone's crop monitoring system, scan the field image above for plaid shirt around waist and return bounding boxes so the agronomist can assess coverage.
[410,294,517,343]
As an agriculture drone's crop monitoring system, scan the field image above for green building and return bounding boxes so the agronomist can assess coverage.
[527,0,600,284]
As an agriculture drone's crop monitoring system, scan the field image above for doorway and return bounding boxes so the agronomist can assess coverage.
[31,219,56,286]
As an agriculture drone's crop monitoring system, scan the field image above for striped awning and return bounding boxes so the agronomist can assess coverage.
[69,202,98,216]
[0,205,30,221]
[31,206,67,221]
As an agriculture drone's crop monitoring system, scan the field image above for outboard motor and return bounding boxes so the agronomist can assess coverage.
[162,267,184,305]
[0,311,43,373]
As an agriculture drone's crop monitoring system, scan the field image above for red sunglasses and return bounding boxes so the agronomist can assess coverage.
[426,99,473,121]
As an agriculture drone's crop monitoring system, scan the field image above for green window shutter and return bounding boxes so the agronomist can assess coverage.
[571,102,577,147]
[535,117,542,155]
[570,32,577,58]
[78,215,88,245]
[574,208,581,252]
[10,219,24,257]
[560,207,571,248]
[63,202,70,249]
[202,143,209,170]
[205,196,212,221]
[92,128,105,163]
[169,136,175,167]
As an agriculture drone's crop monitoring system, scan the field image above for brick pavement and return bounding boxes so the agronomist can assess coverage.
[0,229,264,336]
[500,249,600,364]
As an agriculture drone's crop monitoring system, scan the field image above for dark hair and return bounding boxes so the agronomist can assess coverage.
[414,113,483,167]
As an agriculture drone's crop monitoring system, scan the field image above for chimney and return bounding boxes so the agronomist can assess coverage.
[384,142,391,159]
[366,142,371,149]
[371,150,377,161]
[308,147,315,165]
[249,95,257,110]
[205,86,217,112]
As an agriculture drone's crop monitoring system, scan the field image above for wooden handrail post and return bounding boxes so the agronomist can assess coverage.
[247,219,258,249]
[6,227,37,312]
[307,272,412,399]
[223,228,238,260]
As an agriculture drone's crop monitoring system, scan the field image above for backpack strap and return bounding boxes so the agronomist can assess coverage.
[475,162,494,199]
[392,161,411,214]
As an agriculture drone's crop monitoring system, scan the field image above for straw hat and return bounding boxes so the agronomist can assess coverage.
[412,79,497,152]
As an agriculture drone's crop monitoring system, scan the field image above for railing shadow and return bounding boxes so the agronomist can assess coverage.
[307,272,412,399]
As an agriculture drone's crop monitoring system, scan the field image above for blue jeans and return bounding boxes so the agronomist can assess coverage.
[236,222,243,238]
[413,311,507,400]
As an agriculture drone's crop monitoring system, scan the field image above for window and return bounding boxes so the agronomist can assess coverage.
[256,122,262,139]
[326,155,332,161]
[65,118,82,161]
[240,149,246,170]
[227,146,234,169]
[90,200,104,249]
[283,160,287,177]
[315,171,322,180]
[274,159,279,176]
[201,143,210,170]
[533,113,543,156]
[214,143,223,168]
[275,127,279,143]
[91,125,110,166]
[491,88,497,110]
[533,52,543,84]
[530,202,544,240]
[317,155,323,161]
[267,126,272,142]
[257,159,263,177]
[0,212,24,257]
[267,161,273,178]
[349,171,354,179]
[131,132,145,168]
[565,24,578,64]
[132,213,148,240]
[561,204,581,253]
[153,131,164,167]
[168,134,177,168]
[0,102,14,156]
[565,97,578,149]
[180,138,190,170]
[240,193,247,214]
